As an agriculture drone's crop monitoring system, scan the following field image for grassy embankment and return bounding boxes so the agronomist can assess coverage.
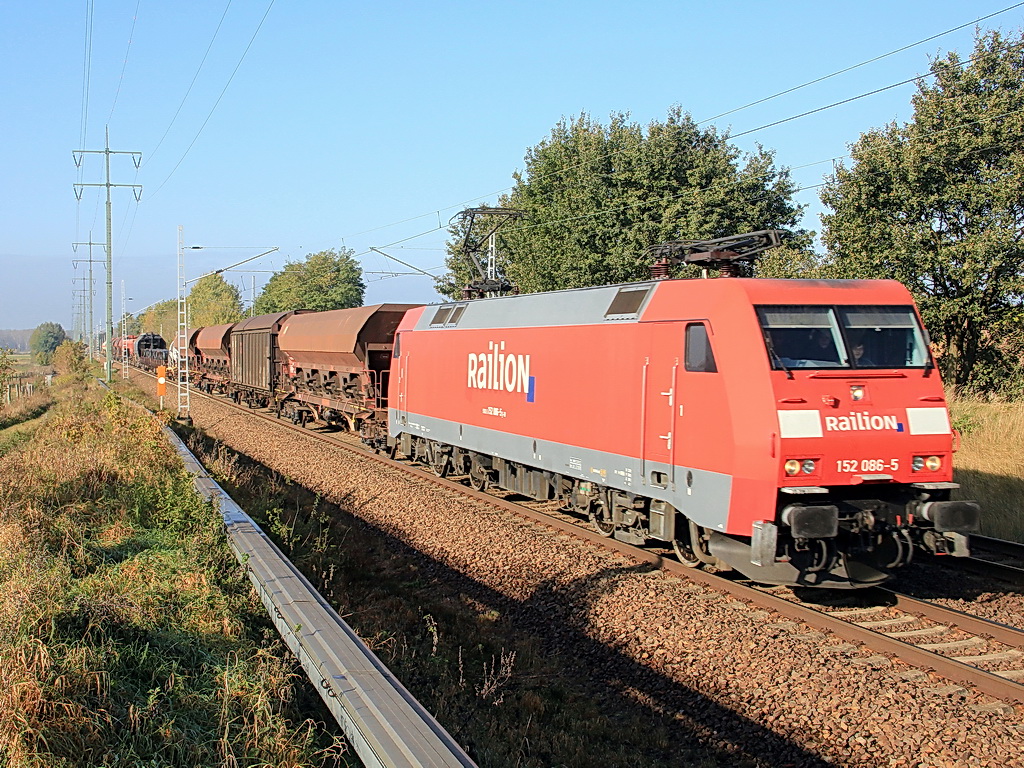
[950,398,1024,543]
[0,375,349,767]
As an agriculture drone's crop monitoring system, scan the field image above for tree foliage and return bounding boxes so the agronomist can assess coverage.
[188,275,243,327]
[52,340,89,376]
[253,249,365,315]
[140,299,178,340]
[116,313,141,337]
[439,107,808,296]
[820,30,1024,394]
[29,322,66,366]
[0,348,14,393]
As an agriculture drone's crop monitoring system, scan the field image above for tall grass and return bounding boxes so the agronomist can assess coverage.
[0,379,350,766]
[949,398,1024,543]
[0,389,53,430]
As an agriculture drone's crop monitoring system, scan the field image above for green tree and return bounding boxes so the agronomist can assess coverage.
[253,249,365,314]
[52,340,88,375]
[116,313,141,337]
[820,30,1024,394]
[439,108,807,296]
[188,275,243,327]
[140,299,178,340]
[29,322,66,365]
[0,348,14,394]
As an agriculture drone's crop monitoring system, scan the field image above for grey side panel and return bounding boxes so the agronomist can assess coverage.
[413,282,659,331]
[391,411,733,532]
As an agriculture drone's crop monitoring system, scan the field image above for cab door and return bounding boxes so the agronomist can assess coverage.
[394,332,409,426]
[674,321,731,474]
[641,322,682,488]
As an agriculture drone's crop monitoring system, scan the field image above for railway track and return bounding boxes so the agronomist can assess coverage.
[945,534,1024,587]
[128,368,1024,708]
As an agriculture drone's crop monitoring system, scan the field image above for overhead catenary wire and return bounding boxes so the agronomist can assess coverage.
[359,99,1024,266]
[697,1,1024,125]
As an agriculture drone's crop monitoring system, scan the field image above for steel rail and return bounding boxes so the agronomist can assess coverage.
[126,368,1024,707]
[972,535,1024,560]
[943,554,1024,587]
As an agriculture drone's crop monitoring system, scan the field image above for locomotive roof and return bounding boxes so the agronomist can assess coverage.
[414,277,913,331]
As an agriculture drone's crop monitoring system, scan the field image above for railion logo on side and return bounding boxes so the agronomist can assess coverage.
[467,341,534,400]
[825,412,905,432]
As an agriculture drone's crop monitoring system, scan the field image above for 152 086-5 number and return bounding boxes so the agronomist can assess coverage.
[836,458,899,473]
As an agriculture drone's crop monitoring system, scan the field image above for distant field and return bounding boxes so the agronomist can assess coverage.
[950,399,1024,543]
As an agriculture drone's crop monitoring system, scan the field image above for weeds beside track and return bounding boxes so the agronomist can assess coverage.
[0,375,350,767]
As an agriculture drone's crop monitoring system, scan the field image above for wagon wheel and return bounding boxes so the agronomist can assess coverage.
[429,446,450,478]
[588,497,615,538]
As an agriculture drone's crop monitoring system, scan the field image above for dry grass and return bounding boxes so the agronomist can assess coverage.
[949,398,1024,543]
[0,389,53,431]
[0,379,351,767]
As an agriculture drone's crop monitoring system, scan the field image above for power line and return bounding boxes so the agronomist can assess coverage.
[145,0,234,165]
[329,3,1023,254]
[729,73,931,140]
[76,0,95,241]
[107,0,142,123]
[148,0,276,198]
[698,1,1024,125]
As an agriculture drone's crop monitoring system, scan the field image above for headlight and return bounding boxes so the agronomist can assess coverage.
[912,455,942,471]
[850,385,865,401]
[801,459,816,474]
[785,459,801,476]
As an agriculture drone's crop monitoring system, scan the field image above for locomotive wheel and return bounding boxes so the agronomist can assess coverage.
[671,536,703,568]
[588,498,615,538]
[429,447,450,478]
[468,469,488,491]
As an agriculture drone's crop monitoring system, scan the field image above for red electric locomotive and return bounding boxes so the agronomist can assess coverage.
[384,241,979,588]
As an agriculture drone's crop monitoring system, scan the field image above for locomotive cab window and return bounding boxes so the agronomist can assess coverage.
[757,305,929,370]
[684,323,717,372]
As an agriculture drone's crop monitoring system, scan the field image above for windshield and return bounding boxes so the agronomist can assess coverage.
[757,305,929,370]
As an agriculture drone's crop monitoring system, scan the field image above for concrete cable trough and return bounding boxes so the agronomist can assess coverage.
[164,426,477,768]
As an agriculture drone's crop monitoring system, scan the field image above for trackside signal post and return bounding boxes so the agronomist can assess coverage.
[73,128,141,382]
[156,365,167,410]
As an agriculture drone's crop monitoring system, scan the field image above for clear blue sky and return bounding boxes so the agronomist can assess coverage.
[1,0,1021,332]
